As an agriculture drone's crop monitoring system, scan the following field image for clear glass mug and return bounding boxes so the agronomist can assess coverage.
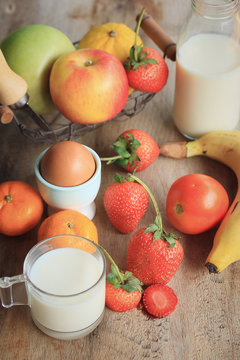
[0,235,106,340]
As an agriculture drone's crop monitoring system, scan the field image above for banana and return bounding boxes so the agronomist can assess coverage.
[159,130,240,273]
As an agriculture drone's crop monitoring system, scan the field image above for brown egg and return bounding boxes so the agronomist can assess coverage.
[40,141,96,187]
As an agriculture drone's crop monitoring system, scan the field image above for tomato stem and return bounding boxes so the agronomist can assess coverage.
[176,203,184,214]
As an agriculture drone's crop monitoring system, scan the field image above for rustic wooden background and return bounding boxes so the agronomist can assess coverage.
[0,0,240,359]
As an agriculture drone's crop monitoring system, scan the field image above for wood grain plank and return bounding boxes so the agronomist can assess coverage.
[0,0,240,359]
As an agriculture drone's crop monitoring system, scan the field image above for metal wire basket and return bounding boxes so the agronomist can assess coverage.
[12,91,155,143]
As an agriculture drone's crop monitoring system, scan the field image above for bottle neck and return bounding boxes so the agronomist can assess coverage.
[192,0,239,19]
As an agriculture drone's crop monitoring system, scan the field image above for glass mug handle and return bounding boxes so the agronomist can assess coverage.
[0,274,28,308]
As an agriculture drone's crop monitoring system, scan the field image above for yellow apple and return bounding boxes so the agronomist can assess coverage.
[49,49,129,124]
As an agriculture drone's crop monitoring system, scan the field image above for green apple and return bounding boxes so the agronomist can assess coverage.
[1,24,75,114]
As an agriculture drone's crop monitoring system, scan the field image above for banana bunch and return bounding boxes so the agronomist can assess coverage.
[159,130,240,273]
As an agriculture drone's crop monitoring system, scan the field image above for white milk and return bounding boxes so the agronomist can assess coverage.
[28,247,105,336]
[173,33,240,139]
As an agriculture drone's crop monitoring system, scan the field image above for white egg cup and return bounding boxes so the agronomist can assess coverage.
[35,145,101,220]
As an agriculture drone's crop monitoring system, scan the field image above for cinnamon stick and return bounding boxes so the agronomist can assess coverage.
[159,141,187,159]
[0,106,14,124]
[137,13,176,61]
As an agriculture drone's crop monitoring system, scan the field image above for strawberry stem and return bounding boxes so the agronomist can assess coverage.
[129,173,162,229]
[96,243,124,283]
[134,8,145,61]
[100,155,122,162]
[129,174,177,247]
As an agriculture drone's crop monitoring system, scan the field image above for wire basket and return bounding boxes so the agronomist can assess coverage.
[12,91,155,143]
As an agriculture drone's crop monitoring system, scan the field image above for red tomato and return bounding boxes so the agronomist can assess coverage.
[166,174,229,235]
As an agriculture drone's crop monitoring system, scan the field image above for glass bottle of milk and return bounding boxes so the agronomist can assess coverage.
[173,0,240,139]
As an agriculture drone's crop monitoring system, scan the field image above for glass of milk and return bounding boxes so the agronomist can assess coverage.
[173,0,240,139]
[0,235,106,340]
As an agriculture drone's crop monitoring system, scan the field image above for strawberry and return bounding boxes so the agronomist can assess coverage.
[126,175,183,285]
[106,270,142,312]
[124,8,168,93]
[143,284,178,318]
[103,174,149,233]
[125,47,168,93]
[101,129,160,173]
[126,226,183,285]
[98,244,143,312]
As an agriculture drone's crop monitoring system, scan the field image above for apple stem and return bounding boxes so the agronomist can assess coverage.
[133,8,145,62]
[85,60,93,67]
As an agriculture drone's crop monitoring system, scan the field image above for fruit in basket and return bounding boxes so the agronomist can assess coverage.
[49,49,129,124]
[124,9,168,93]
[143,284,178,318]
[126,175,183,285]
[77,22,142,64]
[37,209,98,244]
[159,130,240,274]
[103,174,149,234]
[101,129,160,172]
[125,47,168,93]
[40,141,96,187]
[0,181,43,236]
[166,174,229,235]
[0,24,75,114]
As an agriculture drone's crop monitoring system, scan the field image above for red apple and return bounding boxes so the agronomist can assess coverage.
[49,49,129,124]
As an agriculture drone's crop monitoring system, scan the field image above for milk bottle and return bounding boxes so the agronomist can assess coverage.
[173,0,240,139]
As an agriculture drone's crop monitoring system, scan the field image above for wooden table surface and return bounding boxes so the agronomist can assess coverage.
[1,1,240,359]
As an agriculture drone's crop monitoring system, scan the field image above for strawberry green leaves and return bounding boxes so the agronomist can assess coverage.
[145,217,177,248]
[124,8,158,72]
[101,132,141,170]
[107,264,143,293]
[112,134,140,168]
[124,46,158,71]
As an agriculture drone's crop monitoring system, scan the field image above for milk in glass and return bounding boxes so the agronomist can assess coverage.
[28,247,105,334]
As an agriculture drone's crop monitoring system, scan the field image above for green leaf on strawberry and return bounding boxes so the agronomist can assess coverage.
[144,217,177,248]
[124,8,158,72]
[125,46,158,71]
[107,264,143,293]
[101,133,141,169]
[113,134,141,168]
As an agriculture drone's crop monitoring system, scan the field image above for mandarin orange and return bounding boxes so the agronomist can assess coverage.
[37,210,98,253]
